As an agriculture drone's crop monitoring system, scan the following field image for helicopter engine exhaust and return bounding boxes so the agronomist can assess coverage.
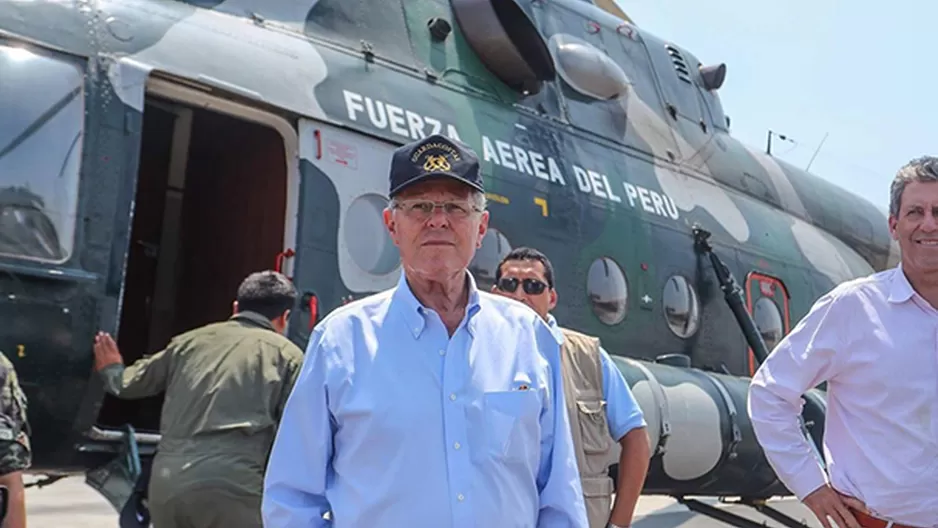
[608,354,827,499]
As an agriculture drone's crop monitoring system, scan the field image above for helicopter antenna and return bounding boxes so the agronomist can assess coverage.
[805,132,829,173]
[765,129,796,156]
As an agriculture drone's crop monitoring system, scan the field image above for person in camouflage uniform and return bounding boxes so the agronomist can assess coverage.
[92,270,305,528]
[0,350,31,528]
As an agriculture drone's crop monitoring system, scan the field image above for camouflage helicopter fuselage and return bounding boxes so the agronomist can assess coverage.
[0,0,898,501]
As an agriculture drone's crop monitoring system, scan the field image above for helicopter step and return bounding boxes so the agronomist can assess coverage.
[82,423,155,527]
[84,424,144,512]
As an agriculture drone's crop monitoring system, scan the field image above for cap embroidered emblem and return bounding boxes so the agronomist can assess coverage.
[389,134,483,197]
[516,384,529,391]
[423,154,451,172]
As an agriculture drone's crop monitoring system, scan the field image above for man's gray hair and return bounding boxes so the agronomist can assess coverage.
[890,156,938,217]
[389,189,487,211]
[469,190,487,211]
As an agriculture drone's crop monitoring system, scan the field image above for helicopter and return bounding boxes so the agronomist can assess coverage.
[0,0,898,526]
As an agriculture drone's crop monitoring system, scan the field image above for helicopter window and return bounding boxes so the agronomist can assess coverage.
[587,256,628,325]
[548,33,630,101]
[753,297,784,352]
[662,275,700,338]
[305,0,417,68]
[469,228,512,291]
[0,44,84,264]
[344,193,400,276]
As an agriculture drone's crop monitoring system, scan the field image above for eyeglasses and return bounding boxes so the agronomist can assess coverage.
[393,199,482,220]
[497,277,548,295]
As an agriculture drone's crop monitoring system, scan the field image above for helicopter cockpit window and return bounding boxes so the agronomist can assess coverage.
[469,228,512,291]
[663,275,700,338]
[305,0,417,68]
[0,44,84,264]
[753,297,784,352]
[548,33,631,101]
[587,256,628,325]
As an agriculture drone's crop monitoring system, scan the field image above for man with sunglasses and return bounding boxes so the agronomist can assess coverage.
[494,248,650,528]
[263,135,588,528]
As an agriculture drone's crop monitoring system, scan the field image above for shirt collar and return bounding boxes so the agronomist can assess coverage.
[545,313,564,344]
[888,264,916,304]
[230,311,276,331]
[391,269,482,339]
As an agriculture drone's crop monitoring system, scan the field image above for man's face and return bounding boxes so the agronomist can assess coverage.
[890,180,938,275]
[383,179,488,281]
[492,259,556,320]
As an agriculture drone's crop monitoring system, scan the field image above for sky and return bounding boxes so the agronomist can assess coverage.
[613,0,937,213]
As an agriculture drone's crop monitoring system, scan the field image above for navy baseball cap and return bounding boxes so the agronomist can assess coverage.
[388,134,485,197]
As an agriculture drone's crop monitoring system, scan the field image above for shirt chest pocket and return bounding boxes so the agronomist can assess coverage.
[479,390,541,463]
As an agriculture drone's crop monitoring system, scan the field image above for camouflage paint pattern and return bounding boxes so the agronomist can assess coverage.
[0,0,899,476]
[0,351,31,476]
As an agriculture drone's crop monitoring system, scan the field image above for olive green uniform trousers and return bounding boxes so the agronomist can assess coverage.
[147,436,269,528]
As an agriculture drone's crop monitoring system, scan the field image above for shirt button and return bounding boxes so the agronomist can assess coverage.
[449,393,456,401]
[457,493,465,501]
[439,350,446,356]
[454,442,461,450]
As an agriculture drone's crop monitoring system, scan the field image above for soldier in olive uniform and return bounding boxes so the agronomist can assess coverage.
[0,351,30,528]
[92,270,305,528]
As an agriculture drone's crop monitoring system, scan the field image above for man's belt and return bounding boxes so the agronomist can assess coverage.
[849,507,923,528]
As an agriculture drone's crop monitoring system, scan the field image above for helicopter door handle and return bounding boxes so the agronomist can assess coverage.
[300,291,319,330]
[275,249,295,279]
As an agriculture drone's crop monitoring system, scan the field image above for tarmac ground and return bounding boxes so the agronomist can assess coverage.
[24,473,823,528]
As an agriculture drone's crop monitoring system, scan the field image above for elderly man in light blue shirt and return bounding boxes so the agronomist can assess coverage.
[262,134,587,528]
[492,247,649,528]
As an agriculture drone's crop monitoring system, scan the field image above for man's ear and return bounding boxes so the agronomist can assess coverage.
[384,208,396,236]
[232,300,239,315]
[888,215,899,240]
[384,207,406,249]
[476,211,489,248]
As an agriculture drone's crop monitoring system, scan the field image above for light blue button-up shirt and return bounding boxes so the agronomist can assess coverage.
[546,315,646,441]
[262,272,588,528]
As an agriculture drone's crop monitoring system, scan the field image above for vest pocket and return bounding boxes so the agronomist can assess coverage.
[575,399,613,455]
[581,474,614,496]
[581,475,614,526]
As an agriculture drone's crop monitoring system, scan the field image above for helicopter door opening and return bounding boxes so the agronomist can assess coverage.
[93,85,294,434]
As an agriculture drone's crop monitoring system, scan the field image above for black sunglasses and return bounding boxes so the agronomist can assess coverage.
[497,277,548,295]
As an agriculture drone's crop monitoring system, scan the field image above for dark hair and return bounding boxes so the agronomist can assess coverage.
[495,247,555,289]
[236,270,297,319]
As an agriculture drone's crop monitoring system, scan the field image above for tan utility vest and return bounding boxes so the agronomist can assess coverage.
[559,327,621,528]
